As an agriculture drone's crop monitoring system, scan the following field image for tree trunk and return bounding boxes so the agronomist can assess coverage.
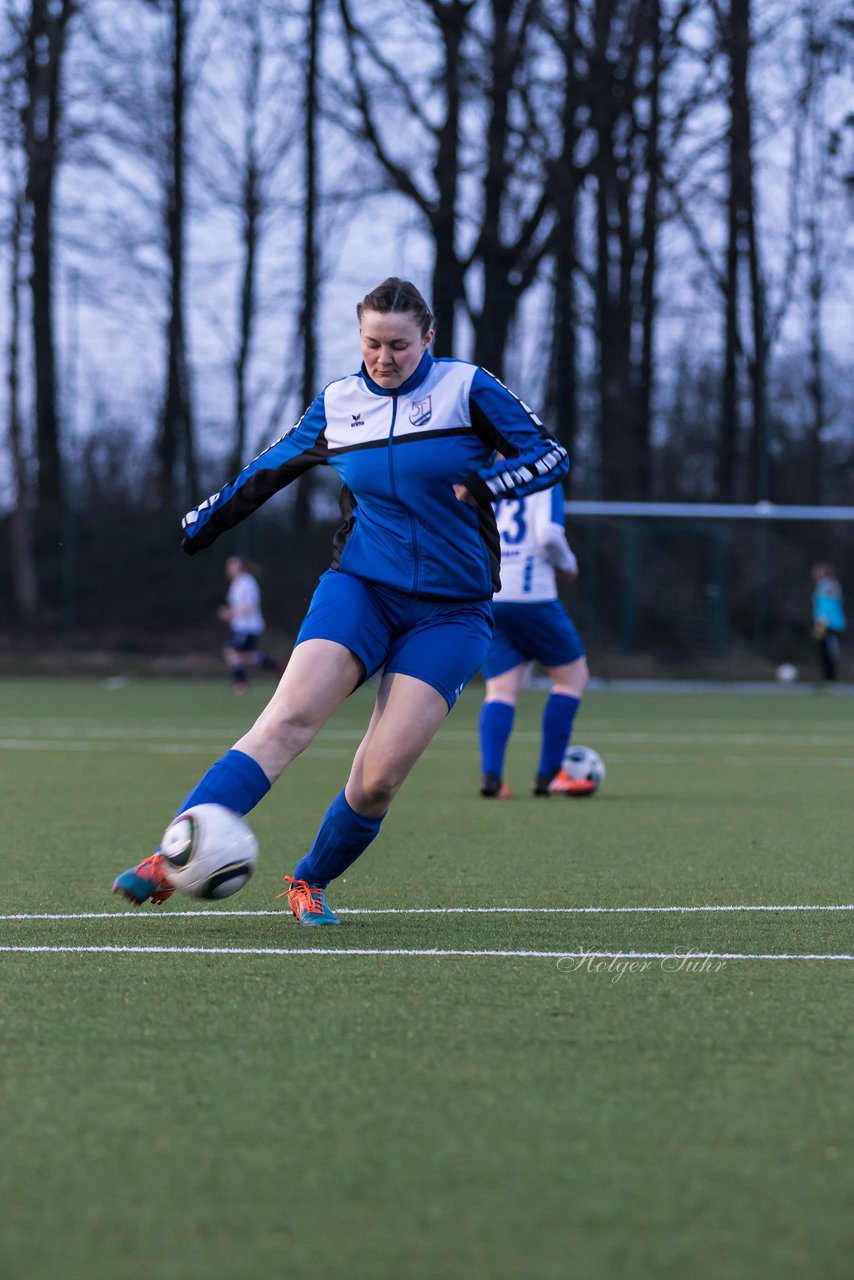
[806,213,825,503]
[635,0,661,500]
[229,15,263,482]
[730,0,768,502]
[7,184,39,620]
[719,0,761,502]
[293,0,321,530]
[546,0,580,457]
[429,2,466,356]
[472,0,515,378]
[24,0,74,551]
[158,0,196,505]
[589,0,658,499]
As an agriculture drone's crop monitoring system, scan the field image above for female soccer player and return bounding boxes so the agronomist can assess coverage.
[478,481,590,797]
[218,556,283,693]
[113,278,568,923]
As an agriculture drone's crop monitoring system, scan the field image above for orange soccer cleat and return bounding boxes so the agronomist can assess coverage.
[112,853,175,904]
[547,768,597,797]
[279,875,341,926]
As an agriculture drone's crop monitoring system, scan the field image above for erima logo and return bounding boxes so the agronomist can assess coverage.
[351,413,364,427]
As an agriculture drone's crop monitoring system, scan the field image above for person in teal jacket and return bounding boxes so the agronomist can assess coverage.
[811,562,846,681]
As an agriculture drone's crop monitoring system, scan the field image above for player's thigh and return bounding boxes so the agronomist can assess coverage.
[241,639,361,742]
[347,672,449,801]
[296,568,392,682]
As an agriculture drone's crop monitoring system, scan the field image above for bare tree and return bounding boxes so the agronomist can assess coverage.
[542,0,581,454]
[336,0,473,353]
[719,0,767,500]
[22,0,76,546]
[293,0,322,528]
[582,0,676,498]
[157,0,197,504]
[1,3,38,618]
[799,0,852,501]
[72,0,204,505]
[193,1,302,482]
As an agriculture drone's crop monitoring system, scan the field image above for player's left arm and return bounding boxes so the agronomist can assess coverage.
[539,484,578,577]
[460,368,568,504]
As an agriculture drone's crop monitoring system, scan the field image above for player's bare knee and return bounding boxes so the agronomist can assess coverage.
[552,657,588,698]
[252,701,320,751]
[358,768,399,811]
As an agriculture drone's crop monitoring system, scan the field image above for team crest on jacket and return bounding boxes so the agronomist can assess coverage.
[409,395,432,426]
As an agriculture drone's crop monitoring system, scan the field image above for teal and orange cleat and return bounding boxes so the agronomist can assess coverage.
[280,876,341,926]
[112,853,175,905]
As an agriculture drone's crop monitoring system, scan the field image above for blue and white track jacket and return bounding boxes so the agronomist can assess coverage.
[182,352,569,602]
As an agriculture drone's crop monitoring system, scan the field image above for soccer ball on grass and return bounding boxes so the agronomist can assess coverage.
[160,804,258,899]
[561,745,606,793]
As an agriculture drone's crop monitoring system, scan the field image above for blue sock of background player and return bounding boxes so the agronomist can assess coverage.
[537,692,580,779]
[479,701,515,781]
[479,691,580,790]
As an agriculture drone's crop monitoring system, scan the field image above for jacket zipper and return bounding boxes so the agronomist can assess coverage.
[387,394,420,593]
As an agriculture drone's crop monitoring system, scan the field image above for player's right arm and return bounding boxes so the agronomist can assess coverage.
[181,397,328,555]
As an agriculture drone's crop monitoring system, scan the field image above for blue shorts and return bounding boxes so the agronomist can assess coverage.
[482,600,584,678]
[229,631,263,653]
[296,570,494,709]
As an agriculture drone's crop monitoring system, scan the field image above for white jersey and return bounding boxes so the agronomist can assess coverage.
[227,572,265,635]
[494,486,577,603]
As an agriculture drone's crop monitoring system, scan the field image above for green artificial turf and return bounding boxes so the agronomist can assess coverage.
[1,677,853,1279]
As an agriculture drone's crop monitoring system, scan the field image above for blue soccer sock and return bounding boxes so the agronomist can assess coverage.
[292,790,385,887]
[479,700,515,778]
[537,693,581,777]
[175,748,271,818]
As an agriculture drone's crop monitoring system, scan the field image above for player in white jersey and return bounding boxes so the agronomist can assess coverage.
[217,557,283,693]
[479,482,592,796]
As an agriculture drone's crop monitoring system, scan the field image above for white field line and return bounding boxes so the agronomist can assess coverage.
[4,725,854,746]
[0,945,852,960]
[4,717,854,743]
[2,738,854,769]
[2,904,853,920]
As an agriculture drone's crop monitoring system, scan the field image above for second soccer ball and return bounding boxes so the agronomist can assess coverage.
[561,745,606,793]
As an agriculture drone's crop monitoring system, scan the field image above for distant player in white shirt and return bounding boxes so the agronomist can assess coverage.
[218,557,283,693]
[479,482,591,795]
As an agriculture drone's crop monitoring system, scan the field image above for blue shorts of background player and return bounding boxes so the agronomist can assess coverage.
[479,600,590,797]
[225,631,283,694]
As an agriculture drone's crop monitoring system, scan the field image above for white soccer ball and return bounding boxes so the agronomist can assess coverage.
[562,745,606,792]
[775,663,799,684]
[160,804,258,899]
